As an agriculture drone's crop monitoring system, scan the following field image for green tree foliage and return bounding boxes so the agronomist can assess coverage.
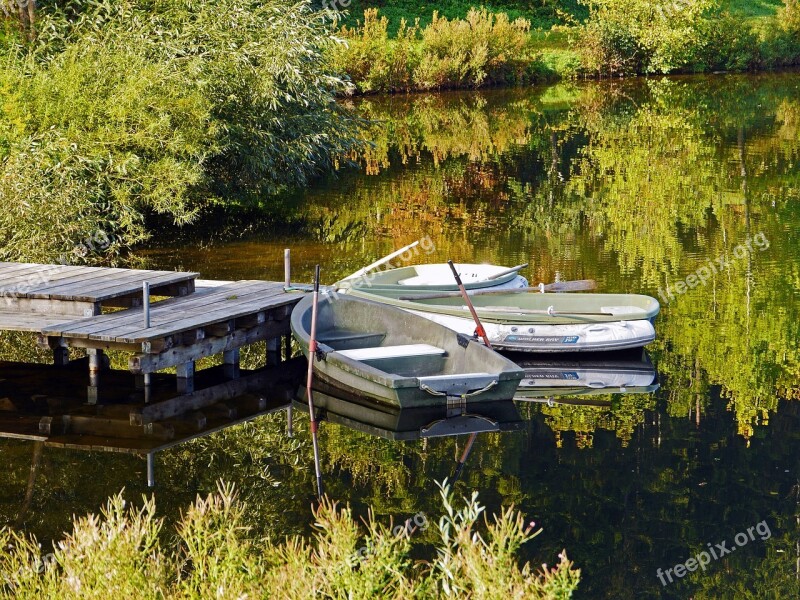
[0,0,363,262]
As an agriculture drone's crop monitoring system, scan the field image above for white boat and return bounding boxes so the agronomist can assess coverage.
[337,263,528,293]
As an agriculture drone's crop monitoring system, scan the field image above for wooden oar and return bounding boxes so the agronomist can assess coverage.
[486,263,528,280]
[340,241,420,281]
[398,279,596,301]
[447,259,493,348]
[305,264,324,498]
[446,259,489,488]
[470,305,637,317]
[451,432,477,484]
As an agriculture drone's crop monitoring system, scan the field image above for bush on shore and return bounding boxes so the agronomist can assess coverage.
[0,482,581,598]
[330,8,550,93]
[762,0,800,66]
[0,0,363,262]
[577,0,800,75]
[577,0,762,75]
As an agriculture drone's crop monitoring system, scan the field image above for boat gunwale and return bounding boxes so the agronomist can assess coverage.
[345,288,661,325]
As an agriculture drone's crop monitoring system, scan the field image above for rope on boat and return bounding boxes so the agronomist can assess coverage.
[419,379,499,398]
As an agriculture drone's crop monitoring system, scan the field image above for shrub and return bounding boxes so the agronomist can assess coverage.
[330,8,420,93]
[415,9,535,89]
[780,0,800,34]
[578,0,763,74]
[763,0,800,66]
[0,481,581,598]
[692,11,760,72]
[332,8,546,93]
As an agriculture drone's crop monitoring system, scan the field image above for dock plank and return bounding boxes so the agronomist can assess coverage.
[42,281,298,344]
[42,281,274,339]
[1,262,198,303]
[0,311,76,333]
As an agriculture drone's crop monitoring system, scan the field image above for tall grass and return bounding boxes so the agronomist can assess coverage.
[0,481,580,598]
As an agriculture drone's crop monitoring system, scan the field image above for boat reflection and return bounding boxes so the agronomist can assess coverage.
[296,379,525,441]
[509,350,658,403]
[295,380,525,483]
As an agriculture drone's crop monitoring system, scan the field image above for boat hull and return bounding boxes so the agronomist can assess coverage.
[512,353,659,397]
[343,288,659,353]
[291,294,524,409]
[405,310,656,352]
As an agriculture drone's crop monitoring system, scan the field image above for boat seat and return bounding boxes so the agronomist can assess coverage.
[317,330,385,345]
[337,344,446,361]
[397,276,430,286]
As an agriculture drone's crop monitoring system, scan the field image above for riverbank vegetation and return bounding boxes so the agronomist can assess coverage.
[0,481,580,598]
[330,1,800,90]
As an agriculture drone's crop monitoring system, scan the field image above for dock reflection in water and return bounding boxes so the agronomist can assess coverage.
[0,358,304,488]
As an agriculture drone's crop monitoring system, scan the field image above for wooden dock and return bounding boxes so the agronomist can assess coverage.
[0,261,305,396]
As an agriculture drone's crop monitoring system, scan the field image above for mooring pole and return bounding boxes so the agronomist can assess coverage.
[143,281,151,389]
[306,265,324,498]
[284,248,291,288]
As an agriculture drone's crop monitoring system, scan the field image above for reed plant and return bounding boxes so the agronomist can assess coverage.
[0,481,580,598]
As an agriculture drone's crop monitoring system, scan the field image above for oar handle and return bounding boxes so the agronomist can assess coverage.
[447,260,463,286]
[314,264,320,293]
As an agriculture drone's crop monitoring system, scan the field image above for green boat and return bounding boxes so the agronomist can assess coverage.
[290,293,524,408]
[343,288,661,353]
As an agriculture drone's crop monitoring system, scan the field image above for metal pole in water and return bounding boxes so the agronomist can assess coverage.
[143,281,151,388]
[284,249,291,288]
[147,453,155,488]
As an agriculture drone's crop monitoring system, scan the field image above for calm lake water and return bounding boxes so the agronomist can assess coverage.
[2,72,800,598]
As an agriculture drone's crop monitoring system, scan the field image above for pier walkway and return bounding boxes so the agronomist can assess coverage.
[0,261,304,396]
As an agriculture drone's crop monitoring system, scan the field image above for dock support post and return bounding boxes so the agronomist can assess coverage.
[53,346,69,366]
[283,334,292,361]
[176,361,195,394]
[266,338,280,366]
[87,349,104,404]
[147,453,155,488]
[284,248,291,288]
[287,405,293,437]
[223,349,240,380]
